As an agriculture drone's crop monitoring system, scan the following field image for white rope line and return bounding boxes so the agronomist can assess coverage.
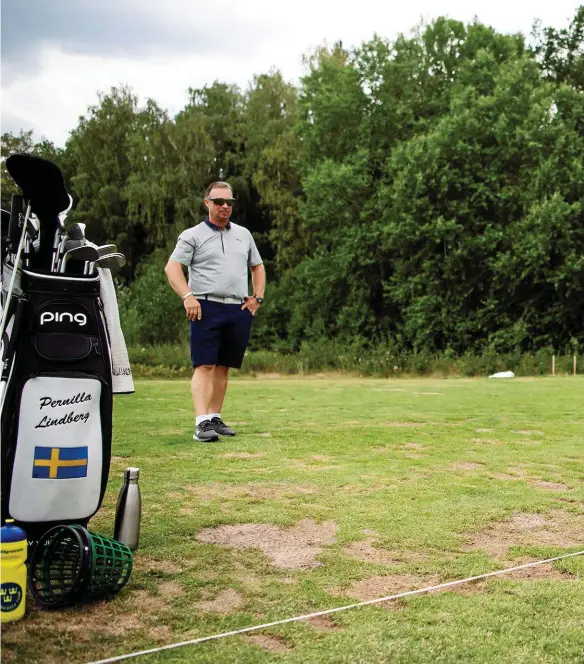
[86,549,584,664]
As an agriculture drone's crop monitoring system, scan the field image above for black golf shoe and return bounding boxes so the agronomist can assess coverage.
[210,417,236,437]
[193,419,220,442]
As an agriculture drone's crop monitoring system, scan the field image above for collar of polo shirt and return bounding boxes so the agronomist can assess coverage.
[205,217,231,231]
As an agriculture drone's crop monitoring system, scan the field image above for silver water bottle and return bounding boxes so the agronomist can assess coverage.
[113,467,141,551]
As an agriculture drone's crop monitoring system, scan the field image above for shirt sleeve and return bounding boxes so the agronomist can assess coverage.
[248,231,263,267]
[169,230,195,266]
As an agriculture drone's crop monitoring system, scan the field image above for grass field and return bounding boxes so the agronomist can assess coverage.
[2,376,583,664]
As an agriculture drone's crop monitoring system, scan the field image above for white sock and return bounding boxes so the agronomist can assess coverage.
[196,415,211,426]
[209,413,221,420]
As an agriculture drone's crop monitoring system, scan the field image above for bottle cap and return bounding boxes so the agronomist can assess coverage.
[124,467,140,480]
[1,519,27,542]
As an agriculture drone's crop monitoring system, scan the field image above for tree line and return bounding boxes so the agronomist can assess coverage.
[2,9,583,356]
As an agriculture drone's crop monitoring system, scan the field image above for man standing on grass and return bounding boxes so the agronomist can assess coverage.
[164,181,265,442]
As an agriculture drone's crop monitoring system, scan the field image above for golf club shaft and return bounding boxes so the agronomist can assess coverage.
[0,204,31,341]
[0,297,27,414]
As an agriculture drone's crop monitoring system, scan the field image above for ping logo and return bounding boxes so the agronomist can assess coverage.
[40,311,88,327]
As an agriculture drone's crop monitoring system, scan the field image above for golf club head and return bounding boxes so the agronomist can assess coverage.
[66,223,86,241]
[82,243,118,273]
[96,244,117,256]
[55,237,87,272]
[63,238,87,251]
[60,245,99,273]
[89,252,126,275]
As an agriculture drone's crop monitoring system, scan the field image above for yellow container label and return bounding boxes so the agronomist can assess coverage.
[1,540,27,622]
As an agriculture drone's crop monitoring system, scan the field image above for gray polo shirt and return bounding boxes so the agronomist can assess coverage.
[169,219,263,299]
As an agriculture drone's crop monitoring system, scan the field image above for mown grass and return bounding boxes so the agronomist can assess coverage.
[2,376,583,663]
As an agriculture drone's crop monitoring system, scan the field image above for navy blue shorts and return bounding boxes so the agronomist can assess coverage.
[190,300,253,368]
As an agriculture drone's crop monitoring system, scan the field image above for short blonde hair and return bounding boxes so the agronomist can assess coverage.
[205,181,233,197]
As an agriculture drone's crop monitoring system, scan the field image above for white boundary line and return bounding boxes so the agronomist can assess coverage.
[86,550,584,664]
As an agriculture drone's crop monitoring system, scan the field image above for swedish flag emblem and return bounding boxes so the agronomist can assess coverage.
[32,446,88,479]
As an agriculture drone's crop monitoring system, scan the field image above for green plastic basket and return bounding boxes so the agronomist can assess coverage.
[29,524,133,608]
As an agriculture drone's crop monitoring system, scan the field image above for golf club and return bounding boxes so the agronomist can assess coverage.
[87,252,126,276]
[0,201,32,342]
[0,297,27,412]
[56,238,88,272]
[50,194,73,272]
[54,222,87,272]
[24,216,39,268]
[59,245,99,273]
[83,243,118,273]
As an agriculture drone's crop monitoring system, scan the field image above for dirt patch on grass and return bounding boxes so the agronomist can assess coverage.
[490,473,523,481]
[158,581,185,598]
[403,442,427,451]
[512,430,544,436]
[221,452,266,459]
[196,519,337,570]
[134,555,185,575]
[507,563,574,580]
[471,438,505,446]
[306,615,339,630]
[247,633,291,652]
[451,462,485,471]
[531,480,570,491]
[495,466,532,480]
[475,428,494,433]
[148,625,174,642]
[165,491,187,500]
[343,538,402,566]
[333,573,441,602]
[466,510,584,558]
[196,588,244,614]
[3,589,168,646]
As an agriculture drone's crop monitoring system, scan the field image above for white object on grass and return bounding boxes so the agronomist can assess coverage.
[489,371,515,378]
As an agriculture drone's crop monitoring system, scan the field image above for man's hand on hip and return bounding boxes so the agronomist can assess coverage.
[184,295,202,321]
[241,297,260,316]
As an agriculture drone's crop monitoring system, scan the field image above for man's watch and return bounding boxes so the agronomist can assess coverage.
[253,296,264,304]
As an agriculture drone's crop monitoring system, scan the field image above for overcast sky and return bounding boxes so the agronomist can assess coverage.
[1,0,580,147]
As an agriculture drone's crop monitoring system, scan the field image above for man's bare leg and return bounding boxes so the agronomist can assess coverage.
[208,365,235,436]
[208,365,229,415]
[191,365,219,441]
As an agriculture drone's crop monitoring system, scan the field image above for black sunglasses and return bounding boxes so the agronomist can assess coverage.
[208,197,235,207]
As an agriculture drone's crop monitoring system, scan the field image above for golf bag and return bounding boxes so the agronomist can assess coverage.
[1,153,131,543]
[1,269,113,541]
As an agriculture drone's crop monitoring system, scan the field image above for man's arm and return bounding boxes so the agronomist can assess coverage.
[164,260,191,299]
[241,263,266,315]
[164,260,201,321]
[250,263,265,299]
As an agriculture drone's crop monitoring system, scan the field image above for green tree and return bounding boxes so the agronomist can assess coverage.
[1,130,68,208]
[531,5,584,90]
[244,71,304,272]
[66,86,138,275]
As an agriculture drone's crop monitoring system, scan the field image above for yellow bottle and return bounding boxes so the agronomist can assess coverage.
[1,518,27,623]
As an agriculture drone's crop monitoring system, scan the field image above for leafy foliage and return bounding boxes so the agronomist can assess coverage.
[2,9,582,354]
